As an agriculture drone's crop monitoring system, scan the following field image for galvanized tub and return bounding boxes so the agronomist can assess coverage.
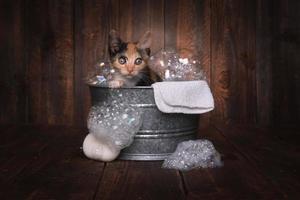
[89,85,199,160]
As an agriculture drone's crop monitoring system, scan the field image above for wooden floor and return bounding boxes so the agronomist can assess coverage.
[0,125,299,200]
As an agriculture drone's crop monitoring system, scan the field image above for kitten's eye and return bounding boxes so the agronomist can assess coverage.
[135,58,142,65]
[118,56,127,65]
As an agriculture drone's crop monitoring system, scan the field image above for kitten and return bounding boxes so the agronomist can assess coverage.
[108,30,156,88]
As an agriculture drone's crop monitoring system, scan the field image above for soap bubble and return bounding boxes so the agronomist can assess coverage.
[162,140,223,171]
[148,49,205,81]
[87,90,143,150]
[86,61,116,86]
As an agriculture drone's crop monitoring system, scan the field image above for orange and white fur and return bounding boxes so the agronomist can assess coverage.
[108,30,156,88]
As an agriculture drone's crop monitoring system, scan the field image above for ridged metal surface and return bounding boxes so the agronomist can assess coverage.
[89,85,199,160]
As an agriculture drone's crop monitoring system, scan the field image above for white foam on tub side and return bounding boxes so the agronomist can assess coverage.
[83,89,143,162]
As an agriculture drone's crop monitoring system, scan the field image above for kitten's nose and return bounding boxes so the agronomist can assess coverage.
[127,68,134,73]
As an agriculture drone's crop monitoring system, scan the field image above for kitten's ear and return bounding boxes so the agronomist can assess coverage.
[109,29,122,55]
[137,31,151,50]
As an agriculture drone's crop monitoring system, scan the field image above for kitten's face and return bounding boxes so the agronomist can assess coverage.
[111,43,148,78]
[109,30,151,78]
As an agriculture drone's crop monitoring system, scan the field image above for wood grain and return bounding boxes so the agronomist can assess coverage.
[1,125,298,199]
[0,0,26,124]
[74,0,116,126]
[210,0,231,125]
[176,0,211,128]
[95,161,185,200]
[164,0,178,50]
[183,126,283,199]
[119,0,133,42]
[0,0,299,127]
[0,127,104,200]
[0,127,66,199]
[25,0,74,125]
[272,0,300,126]
[214,123,300,198]
[132,0,150,42]
[210,0,257,125]
[256,0,273,126]
[148,0,164,53]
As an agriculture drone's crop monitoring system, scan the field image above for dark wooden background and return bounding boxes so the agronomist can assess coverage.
[0,0,299,127]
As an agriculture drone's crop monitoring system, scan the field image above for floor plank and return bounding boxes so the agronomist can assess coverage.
[25,155,104,200]
[182,126,284,199]
[0,127,104,200]
[0,126,58,184]
[95,161,185,200]
[1,125,299,199]
[214,124,300,199]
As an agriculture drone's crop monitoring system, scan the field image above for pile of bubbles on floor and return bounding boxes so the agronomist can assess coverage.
[162,140,223,170]
[84,49,222,170]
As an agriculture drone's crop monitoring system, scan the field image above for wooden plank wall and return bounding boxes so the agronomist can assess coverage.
[0,0,299,127]
[271,0,300,126]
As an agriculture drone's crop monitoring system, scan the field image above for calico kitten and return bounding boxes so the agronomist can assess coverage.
[108,30,155,88]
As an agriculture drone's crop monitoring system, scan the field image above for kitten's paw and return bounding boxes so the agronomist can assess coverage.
[108,80,124,88]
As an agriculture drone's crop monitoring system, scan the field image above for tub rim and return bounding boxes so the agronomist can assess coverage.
[87,83,153,89]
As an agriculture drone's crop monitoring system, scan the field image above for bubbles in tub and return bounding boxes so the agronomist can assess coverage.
[148,49,206,81]
[162,139,223,171]
[87,90,143,150]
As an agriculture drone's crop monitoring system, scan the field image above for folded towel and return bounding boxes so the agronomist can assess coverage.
[152,81,214,114]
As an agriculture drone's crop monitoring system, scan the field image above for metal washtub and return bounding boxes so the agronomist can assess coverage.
[89,85,199,160]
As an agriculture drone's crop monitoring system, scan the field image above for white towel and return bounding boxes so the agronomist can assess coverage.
[152,81,214,114]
